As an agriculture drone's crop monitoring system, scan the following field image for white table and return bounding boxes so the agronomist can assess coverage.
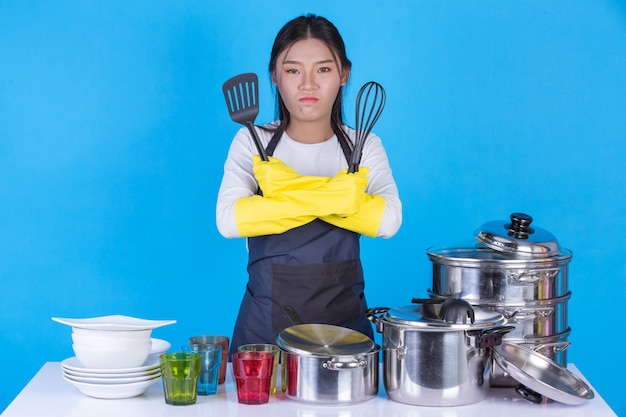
[1,362,617,417]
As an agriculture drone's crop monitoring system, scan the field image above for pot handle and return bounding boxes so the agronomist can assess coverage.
[410,297,445,304]
[532,341,571,353]
[366,307,389,333]
[504,307,553,322]
[515,384,544,404]
[322,359,367,371]
[513,268,560,285]
[477,326,515,348]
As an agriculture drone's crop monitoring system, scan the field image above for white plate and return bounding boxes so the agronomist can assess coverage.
[150,338,171,354]
[63,370,161,385]
[62,373,160,399]
[62,365,161,379]
[52,315,176,330]
[62,356,159,375]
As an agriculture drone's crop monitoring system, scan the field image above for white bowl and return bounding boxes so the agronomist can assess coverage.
[62,373,160,399]
[73,342,152,369]
[71,332,151,348]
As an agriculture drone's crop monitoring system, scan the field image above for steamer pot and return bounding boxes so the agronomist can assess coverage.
[427,290,570,339]
[467,292,570,339]
[276,324,379,404]
[367,299,514,406]
[428,213,572,303]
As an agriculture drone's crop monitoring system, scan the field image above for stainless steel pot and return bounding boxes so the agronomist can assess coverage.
[367,300,514,406]
[478,292,570,339]
[276,324,379,404]
[427,291,570,339]
[428,213,572,303]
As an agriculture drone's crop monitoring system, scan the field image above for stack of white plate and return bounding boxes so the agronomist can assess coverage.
[52,315,176,399]
[61,356,161,399]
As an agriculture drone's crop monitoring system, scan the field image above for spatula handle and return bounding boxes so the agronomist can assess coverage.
[245,121,269,161]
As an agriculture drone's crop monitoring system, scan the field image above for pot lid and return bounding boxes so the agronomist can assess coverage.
[383,300,506,330]
[276,324,375,356]
[474,212,563,257]
[493,342,594,405]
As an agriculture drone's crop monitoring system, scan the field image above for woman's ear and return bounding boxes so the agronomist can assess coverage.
[340,68,350,86]
[271,72,277,85]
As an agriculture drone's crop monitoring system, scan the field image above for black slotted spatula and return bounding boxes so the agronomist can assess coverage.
[222,73,269,161]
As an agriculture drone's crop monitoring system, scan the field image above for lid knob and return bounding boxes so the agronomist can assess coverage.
[439,298,475,324]
[505,213,535,239]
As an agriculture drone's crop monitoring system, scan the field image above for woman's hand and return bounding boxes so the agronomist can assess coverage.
[252,155,330,197]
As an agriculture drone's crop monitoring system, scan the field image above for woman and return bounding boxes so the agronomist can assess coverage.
[216,14,402,354]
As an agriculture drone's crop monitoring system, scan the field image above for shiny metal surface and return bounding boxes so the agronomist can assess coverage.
[480,293,571,339]
[473,213,564,257]
[276,324,374,357]
[282,345,379,404]
[429,249,570,302]
[493,342,594,405]
[490,328,571,387]
[383,303,505,330]
[382,329,491,406]
[369,305,512,406]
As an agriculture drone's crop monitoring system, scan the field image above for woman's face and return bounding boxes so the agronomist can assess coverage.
[273,38,348,129]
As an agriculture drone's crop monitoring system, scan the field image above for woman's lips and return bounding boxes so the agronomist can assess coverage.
[299,97,318,103]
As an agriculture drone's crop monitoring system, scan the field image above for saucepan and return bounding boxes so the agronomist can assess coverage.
[276,323,379,404]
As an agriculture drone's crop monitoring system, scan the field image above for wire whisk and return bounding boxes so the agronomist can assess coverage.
[348,81,386,173]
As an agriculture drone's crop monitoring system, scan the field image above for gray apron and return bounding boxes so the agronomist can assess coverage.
[230,129,374,355]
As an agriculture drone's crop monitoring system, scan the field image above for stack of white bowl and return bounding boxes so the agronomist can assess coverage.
[71,327,153,369]
[52,315,175,398]
[62,328,170,399]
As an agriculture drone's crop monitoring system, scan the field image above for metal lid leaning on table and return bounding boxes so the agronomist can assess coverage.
[493,341,595,405]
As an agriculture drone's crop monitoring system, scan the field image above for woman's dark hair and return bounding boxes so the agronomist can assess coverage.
[266,14,351,139]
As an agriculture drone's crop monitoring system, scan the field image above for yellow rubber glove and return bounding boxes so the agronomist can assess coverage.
[252,155,330,197]
[234,165,370,237]
[321,194,386,237]
[235,195,317,236]
[302,168,369,217]
[252,156,370,218]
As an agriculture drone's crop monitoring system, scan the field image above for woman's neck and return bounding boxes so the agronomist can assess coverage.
[285,120,335,144]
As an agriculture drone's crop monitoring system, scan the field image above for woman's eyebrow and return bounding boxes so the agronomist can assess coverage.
[282,58,335,65]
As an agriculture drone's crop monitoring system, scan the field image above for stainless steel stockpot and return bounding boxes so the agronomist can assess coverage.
[276,324,379,404]
[367,300,513,406]
[428,213,572,303]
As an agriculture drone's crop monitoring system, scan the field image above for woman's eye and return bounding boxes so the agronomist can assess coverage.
[286,68,299,74]
[318,67,331,73]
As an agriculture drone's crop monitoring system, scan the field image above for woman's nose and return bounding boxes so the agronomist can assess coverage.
[299,71,317,90]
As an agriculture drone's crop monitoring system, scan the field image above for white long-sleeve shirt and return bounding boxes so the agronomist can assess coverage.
[216,123,402,239]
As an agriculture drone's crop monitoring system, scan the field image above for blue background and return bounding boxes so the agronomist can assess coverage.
[1,0,624,414]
